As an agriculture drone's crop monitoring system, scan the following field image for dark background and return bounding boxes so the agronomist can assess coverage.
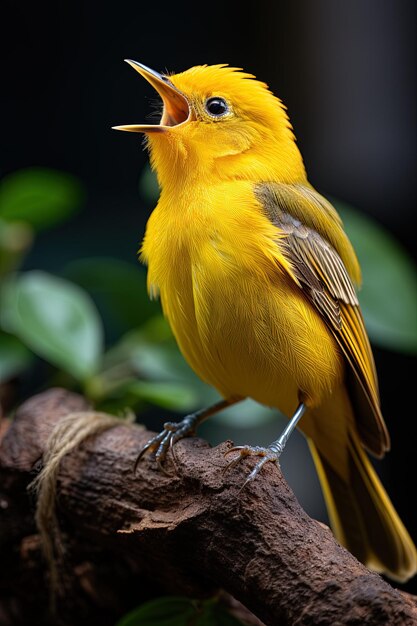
[2,0,416,594]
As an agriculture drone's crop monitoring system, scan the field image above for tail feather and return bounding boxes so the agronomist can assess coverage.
[308,431,417,581]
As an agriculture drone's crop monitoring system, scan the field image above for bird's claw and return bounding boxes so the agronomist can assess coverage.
[134,418,196,475]
[223,444,281,488]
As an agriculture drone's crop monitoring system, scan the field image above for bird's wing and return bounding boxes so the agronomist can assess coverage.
[255,182,389,457]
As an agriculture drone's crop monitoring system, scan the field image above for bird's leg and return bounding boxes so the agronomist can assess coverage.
[134,397,242,474]
[224,402,306,486]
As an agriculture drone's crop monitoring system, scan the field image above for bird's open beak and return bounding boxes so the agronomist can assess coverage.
[112,60,190,133]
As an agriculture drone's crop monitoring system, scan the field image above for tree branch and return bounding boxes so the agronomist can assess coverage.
[0,389,416,625]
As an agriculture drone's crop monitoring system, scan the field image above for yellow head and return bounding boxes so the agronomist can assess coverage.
[114,61,306,189]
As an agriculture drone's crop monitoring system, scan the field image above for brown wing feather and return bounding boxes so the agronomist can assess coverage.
[338,303,390,455]
[256,183,390,457]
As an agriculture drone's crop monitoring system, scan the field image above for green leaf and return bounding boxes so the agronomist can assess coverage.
[213,399,278,428]
[126,380,198,411]
[139,164,160,204]
[115,596,197,626]
[102,323,217,409]
[0,271,103,380]
[0,167,83,231]
[135,316,174,342]
[130,342,192,383]
[116,597,245,626]
[334,200,417,354]
[63,257,159,334]
[0,332,33,382]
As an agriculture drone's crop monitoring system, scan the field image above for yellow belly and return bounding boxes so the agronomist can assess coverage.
[160,251,343,417]
[142,182,344,417]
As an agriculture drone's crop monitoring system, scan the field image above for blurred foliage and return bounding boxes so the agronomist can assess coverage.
[63,257,160,337]
[1,271,103,381]
[116,596,244,626]
[0,333,33,382]
[138,163,160,204]
[0,167,83,231]
[1,165,417,622]
[337,202,417,354]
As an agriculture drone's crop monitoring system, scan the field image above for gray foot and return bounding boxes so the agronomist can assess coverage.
[224,444,282,487]
[134,416,197,474]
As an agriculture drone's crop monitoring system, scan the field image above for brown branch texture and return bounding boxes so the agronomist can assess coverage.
[0,389,416,626]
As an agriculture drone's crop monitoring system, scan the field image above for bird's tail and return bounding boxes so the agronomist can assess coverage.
[308,398,417,582]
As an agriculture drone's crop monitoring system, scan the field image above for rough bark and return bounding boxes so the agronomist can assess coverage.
[0,389,416,626]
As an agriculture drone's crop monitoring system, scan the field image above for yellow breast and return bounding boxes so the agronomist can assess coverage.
[140,180,343,416]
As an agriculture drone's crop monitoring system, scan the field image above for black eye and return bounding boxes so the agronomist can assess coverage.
[205,97,229,117]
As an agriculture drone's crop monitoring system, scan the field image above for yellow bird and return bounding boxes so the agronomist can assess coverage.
[114,60,417,582]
